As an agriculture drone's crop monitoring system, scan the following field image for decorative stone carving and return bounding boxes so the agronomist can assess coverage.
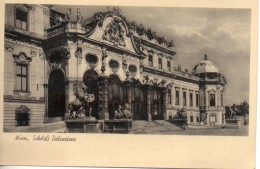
[111,7,121,15]
[122,55,128,72]
[49,62,60,70]
[128,21,136,35]
[39,51,45,60]
[76,8,82,23]
[101,47,108,75]
[102,17,126,47]
[4,44,14,52]
[65,8,71,21]
[75,47,83,64]
[13,52,32,64]
[30,50,37,58]
[140,59,144,75]
[43,8,50,16]
[68,81,96,119]
[93,11,104,27]
[60,46,70,59]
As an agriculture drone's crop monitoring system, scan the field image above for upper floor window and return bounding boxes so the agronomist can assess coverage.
[158,58,162,69]
[190,92,193,106]
[210,94,216,106]
[221,94,224,106]
[16,9,28,31]
[148,55,153,67]
[167,89,172,105]
[183,91,187,106]
[196,93,199,106]
[167,61,171,71]
[175,90,179,105]
[16,64,28,92]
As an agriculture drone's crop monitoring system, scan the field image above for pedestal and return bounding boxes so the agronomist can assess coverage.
[65,118,101,133]
[103,119,133,134]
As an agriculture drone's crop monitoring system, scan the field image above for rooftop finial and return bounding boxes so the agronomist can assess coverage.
[204,54,208,60]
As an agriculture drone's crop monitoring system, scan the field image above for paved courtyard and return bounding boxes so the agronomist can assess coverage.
[4,120,248,136]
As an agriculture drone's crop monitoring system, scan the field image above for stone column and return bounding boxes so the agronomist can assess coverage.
[125,81,132,110]
[98,76,109,120]
[179,88,183,107]
[162,87,168,120]
[146,85,152,121]
[43,84,48,123]
[193,91,196,109]
[65,78,79,119]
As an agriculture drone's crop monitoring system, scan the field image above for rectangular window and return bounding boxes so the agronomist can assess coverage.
[196,93,199,106]
[190,93,193,106]
[158,58,162,69]
[210,94,216,106]
[16,64,28,92]
[190,116,194,123]
[167,61,171,71]
[148,55,153,67]
[167,89,172,105]
[16,9,27,31]
[175,90,179,105]
[221,94,223,106]
[183,91,186,106]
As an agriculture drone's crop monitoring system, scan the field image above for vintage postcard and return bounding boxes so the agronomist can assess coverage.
[0,0,257,168]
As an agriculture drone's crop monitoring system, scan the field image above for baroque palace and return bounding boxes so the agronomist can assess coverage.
[4,4,227,129]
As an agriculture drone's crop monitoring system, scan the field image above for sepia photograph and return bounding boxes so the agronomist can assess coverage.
[3,4,250,135]
[0,0,257,168]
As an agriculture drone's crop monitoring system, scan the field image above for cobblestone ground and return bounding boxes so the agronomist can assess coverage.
[4,120,248,136]
[132,120,248,136]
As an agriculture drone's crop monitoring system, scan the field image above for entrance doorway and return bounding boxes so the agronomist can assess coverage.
[48,70,65,122]
[108,75,126,119]
[83,69,99,118]
[132,85,146,120]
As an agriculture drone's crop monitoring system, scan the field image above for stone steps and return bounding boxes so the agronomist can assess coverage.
[132,120,183,134]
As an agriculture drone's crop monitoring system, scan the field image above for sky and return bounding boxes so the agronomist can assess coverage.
[53,5,251,106]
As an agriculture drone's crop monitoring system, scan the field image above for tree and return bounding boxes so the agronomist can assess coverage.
[241,101,249,115]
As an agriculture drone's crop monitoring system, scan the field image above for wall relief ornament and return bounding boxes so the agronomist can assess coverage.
[60,46,70,59]
[75,47,83,64]
[4,44,14,52]
[30,50,37,58]
[49,62,61,70]
[102,18,126,47]
[93,12,104,27]
[13,52,32,64]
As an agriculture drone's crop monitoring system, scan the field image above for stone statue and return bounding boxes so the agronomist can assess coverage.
[65,8,71,21]
[114,103,133,119]
[68,81,95,119]
[114,105,124,119]
[122,103,133,119]
[76,8,82,23]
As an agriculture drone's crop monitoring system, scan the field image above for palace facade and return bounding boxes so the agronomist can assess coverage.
[3,4,227,129]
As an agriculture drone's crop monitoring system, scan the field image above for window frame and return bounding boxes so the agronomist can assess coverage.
[167,60,171,71]
[175,90,179,105]
[16,63,29,92]
[148,55,153,67]
[158,58,162,69]
[15,8,28,31]
[209,94,216,107]
[183,91,187,106]
[189,92,193,107]
[167,89,172,105]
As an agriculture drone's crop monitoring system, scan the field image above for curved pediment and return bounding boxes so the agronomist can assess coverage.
[85,9,141,56]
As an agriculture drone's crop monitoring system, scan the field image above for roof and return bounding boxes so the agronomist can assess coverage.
[193,55,219,74]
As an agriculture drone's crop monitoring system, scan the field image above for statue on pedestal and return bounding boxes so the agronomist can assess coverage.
[114,103,133,119]
[68,81,95,119]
